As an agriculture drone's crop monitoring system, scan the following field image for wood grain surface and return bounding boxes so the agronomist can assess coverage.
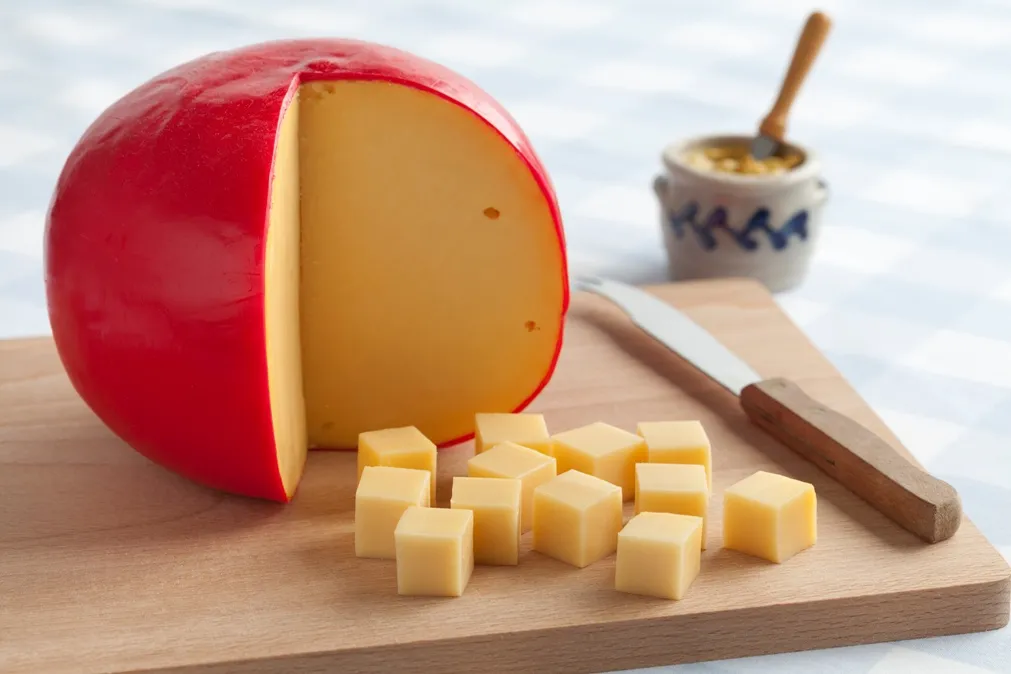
[0,279,1008,674]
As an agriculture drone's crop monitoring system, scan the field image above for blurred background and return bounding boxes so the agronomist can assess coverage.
[1,0,1009,671]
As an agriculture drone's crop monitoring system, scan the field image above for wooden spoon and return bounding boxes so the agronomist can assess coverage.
[751,11,833,159]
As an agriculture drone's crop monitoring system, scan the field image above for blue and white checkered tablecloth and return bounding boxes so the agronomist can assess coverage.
[1,0,1009,671]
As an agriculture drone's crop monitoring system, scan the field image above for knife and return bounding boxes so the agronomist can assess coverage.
[575,275,962,544]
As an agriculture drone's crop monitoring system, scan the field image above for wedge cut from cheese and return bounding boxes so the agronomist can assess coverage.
[45,39,569,502]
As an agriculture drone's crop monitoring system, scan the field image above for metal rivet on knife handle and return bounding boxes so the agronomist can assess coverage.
[739,378,962,544]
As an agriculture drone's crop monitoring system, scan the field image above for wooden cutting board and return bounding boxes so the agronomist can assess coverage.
[0,279,1007,674]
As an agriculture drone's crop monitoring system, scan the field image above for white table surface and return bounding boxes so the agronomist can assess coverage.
[1,0,1009,671]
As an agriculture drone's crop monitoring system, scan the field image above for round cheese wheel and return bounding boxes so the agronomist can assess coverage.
[45,39,569,502]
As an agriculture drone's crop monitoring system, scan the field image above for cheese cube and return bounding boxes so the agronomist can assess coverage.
[635,463,709,549]
[637,420,712,490]
[357,426,437,502]
[723,470,817,563]
[532,469,623,568]
[468,441,556,532]
[354,466,431,559]
[475,412,552,455]
[394,506,474,597]
[450,476,522,566]
[615,512,703,600]
[551,422,647,501]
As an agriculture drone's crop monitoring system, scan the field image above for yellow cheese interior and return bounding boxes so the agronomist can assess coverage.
[357,425,437,502]
[615,512,703,600]
[450,476,522,565]
[354,466,431,560]
[474,412,552,455]
[467,441,557,532]
[395,506,474,597]
[637,420,713,490]
[634,463,709,549]
[264,90,308,498]
[264,79,566,497]
[552,422,647,501]
[722,470,817,563]
[531,470,623,568]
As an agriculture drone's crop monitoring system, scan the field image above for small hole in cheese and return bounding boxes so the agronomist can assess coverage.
[483,207,500,220]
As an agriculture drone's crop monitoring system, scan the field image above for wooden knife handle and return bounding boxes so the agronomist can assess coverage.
[739,378,962,543]
[758,11,832,141]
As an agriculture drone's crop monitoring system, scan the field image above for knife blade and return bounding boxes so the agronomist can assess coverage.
[575,275,962,544]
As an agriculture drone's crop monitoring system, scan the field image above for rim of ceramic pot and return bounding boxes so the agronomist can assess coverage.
[661,133,821,189]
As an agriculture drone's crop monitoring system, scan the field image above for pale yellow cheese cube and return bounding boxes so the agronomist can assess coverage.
[394,506,474,597]
[354,466,431,559]
[723,470,817,563]
[637,420,712,490]
[551,422,647,501]
[450,476,522,566]
[635,463,709,549]
[474,412,552,455]
[532,469,623,568]
[467,441,557,532]
[615,512,703,600]
[357,425,437,502]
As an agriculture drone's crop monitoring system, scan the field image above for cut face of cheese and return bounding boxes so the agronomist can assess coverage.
[265,89,308,497]
[297,81,564,450]
[265,80,567,493]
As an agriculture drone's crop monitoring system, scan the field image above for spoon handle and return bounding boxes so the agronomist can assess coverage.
[759,11,833,141]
